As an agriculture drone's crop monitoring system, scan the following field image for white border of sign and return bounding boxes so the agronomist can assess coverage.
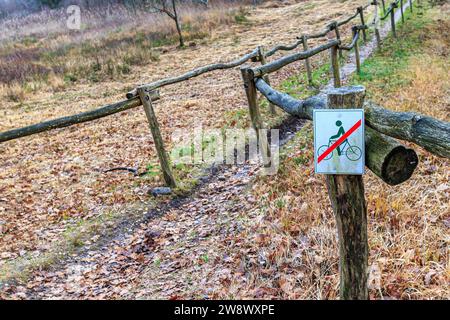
[313,109,365,175]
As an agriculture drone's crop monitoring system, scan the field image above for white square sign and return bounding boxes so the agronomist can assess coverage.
[313,109,365,175]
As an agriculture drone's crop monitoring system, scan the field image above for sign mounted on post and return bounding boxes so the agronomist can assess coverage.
[313,109,365,175]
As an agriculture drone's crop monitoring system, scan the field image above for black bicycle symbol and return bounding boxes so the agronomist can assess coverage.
[317,139,362,161]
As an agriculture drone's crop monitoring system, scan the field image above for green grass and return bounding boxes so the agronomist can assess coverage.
[350,2,431,97]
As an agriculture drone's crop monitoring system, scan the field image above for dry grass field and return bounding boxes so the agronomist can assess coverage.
[0,0,367,281]
[0,0,448,300]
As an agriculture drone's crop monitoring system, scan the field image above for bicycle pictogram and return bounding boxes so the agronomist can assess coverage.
[317,120,362,161]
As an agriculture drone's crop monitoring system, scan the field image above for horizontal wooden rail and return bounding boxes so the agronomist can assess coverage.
[255,78,450,159]
[265,39,304,57]
[339,28,360,51]
[381,5,393,20]
[0,91,160,143]
[251,40,339,77]
[381,0,401,20]
[126,48,259,98]
[364,102,450,158]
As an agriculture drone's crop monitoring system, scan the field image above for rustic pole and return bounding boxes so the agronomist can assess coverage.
[400,0,405,23]
[331,22,343,59]
[357,7,367,42]
[390,4,397,38]
[301,35,314,86]
[325,86,368,300]
[257,46,276,115]
[137,88,177,188]
[330,44,341,88]
[373,0,382,49]
[353,27,361,74]
[240,67,270,166]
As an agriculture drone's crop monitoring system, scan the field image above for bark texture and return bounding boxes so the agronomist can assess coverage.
[0,92,159,144]
[326,86,368,300]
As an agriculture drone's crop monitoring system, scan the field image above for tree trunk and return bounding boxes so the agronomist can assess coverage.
[172,0,184,47]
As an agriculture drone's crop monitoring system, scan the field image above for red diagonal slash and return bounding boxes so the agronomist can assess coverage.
[318,119,362,163]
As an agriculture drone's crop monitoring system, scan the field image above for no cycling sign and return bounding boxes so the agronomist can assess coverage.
[313,109,365,175]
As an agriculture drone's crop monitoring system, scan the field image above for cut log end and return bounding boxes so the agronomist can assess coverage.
[382,146,419,185]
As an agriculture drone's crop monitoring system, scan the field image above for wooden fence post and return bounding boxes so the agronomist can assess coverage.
[331,22,343,59]
[390,4,397,38]
[240,67,270,166]
[325,86,368,300]
[257,46,276,115]
[400,0,405,23]
[330,44,341,88]
[373,0,382,49]
[357,7,367,42]
[353,27,361,74]
[137,88,177,188]
[301,35,314,86]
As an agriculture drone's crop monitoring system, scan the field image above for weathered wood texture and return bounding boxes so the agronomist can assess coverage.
[137,88,177,188]
[329,22,343,58]
[265,39,304,57]
[330,45,341,87]
[0,92,160,144]
[254,78,448,158]
[257,46,276,114]
[372,1,382,49]
[301,35,313,86]
[339,27,360,51]
[354,29,361,74]
[400,0,405,23]
[254,79,427,184]
[358,6,367,41]
[241,67,270,166]
[2,3,376,143]
[246,40,339,77]
[256,78,447,157]
[325,86,368,300]
[365,127,418,185]
[127,49,260,98]
[0,2,407,145]
[391,3,397,37]
[364,102,450,158]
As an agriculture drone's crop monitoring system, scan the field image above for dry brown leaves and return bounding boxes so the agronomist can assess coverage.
[0,0,366,278]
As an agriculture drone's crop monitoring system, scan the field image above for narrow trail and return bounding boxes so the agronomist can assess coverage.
[2,1,413,300]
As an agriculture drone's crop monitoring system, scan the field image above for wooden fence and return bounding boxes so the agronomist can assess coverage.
[240,0,449,299]
[0,1,382,188]
[0,0,448,299]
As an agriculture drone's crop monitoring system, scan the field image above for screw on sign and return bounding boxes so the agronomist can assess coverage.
[313,109,365,175]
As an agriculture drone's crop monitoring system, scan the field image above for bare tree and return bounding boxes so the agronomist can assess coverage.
[150,0,184,47]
